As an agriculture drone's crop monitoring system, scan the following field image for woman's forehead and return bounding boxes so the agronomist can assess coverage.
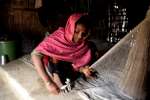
[75,24,87,31]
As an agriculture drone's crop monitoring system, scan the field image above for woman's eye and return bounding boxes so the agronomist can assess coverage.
[81,32,87,37]
[75,31,79,34]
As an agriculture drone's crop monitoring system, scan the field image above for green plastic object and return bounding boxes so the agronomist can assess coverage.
[0,40,17,61]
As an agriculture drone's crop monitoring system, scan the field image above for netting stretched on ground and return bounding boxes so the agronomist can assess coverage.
[73,9,150,100]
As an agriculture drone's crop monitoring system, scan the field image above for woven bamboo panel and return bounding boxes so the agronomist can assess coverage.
[0,0,46,35]
[5,8,45,34]
[10,0,35,9]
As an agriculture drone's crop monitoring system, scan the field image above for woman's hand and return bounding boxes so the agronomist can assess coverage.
[80,66,92,78]
[45,81,60,95]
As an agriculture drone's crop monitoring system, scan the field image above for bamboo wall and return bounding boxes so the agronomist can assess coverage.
[0,0,48,54]
[0,0,46,36]
[10,0,35,9]
[6,8,46,35]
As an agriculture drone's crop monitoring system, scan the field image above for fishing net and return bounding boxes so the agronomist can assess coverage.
[73,9,150,100]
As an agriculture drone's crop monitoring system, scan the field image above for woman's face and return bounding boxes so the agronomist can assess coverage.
[73,24,89,43]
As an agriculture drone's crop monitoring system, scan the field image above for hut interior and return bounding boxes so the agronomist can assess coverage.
[0,0,149,55]
[0,0,150,100]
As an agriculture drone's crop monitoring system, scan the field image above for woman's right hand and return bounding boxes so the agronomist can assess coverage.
[45,82,60,95]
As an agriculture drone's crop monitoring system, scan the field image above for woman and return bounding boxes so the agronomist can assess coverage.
[31,13,99,95]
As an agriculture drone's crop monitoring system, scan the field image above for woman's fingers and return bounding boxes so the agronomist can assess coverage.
[84,68,91,77]
[46,83,60,95]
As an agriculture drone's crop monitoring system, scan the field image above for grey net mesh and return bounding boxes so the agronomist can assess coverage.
[73,9,150,100]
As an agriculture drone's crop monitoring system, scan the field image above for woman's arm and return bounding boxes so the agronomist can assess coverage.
[31,54,51,83]
[31,54,60,94]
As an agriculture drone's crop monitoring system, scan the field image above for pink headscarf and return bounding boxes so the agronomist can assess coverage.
[35,13,91,71]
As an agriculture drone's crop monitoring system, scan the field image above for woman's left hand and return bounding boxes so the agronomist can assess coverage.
[80,66,92,78]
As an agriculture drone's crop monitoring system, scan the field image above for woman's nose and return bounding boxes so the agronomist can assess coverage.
[78,32,82,39]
